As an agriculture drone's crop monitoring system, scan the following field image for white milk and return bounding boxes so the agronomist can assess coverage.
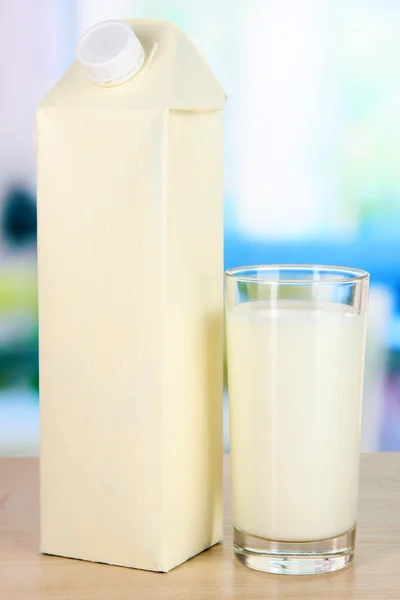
[226,300,367,542]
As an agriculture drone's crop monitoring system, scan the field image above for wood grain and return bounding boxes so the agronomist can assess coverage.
[1,455,400,599]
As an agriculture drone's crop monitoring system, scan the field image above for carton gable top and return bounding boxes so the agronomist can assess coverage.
[39,19,227,112]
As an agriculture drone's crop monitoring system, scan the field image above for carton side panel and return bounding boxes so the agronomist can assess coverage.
[37,108,167,571]
[162,110,224,570]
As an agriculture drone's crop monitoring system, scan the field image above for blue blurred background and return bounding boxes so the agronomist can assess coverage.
[1,0,400,454]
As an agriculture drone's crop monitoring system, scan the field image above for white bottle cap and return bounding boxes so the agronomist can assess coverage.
[76,20,145,86]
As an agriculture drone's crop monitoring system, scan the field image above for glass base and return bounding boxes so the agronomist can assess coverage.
[234,526,356,575]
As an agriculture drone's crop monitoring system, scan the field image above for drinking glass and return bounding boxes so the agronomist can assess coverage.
[225,265,369,575]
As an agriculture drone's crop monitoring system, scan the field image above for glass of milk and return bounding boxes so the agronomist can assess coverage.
[225,265,369,575]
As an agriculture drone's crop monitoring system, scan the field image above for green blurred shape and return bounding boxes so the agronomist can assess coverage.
[238,281,312,301]
[0,266,38,315]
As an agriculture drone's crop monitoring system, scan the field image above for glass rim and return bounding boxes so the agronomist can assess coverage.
[225,264,370,285]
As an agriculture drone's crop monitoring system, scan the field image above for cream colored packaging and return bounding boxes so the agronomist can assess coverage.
[37,19,226,572]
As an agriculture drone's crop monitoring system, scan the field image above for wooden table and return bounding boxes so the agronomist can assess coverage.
[1,455,400,599]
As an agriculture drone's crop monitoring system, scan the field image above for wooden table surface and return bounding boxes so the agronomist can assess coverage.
[1,455,400,600]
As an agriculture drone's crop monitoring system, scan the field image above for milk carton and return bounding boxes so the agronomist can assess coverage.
[37,19,226,572]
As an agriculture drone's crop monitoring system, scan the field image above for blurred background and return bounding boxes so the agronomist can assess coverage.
[1,0,400,455]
